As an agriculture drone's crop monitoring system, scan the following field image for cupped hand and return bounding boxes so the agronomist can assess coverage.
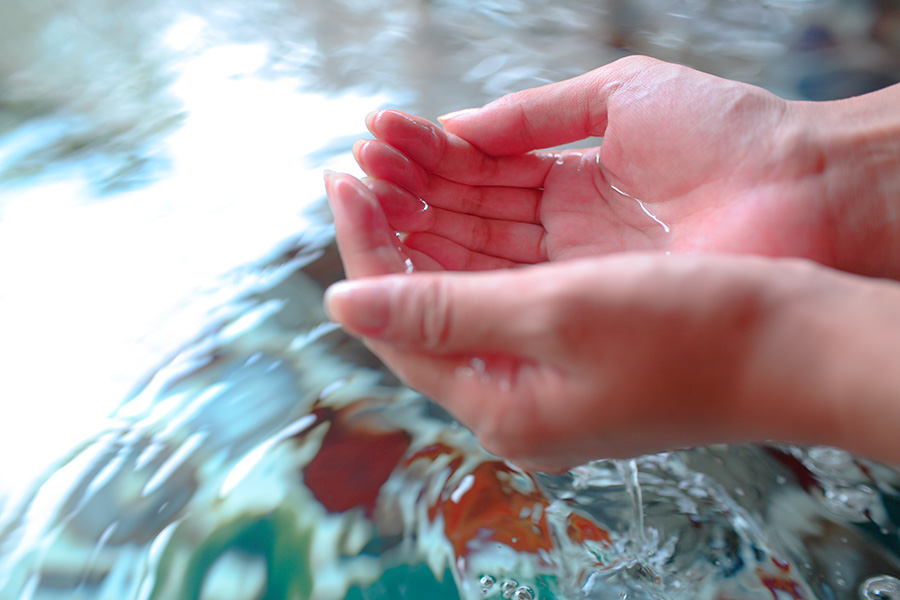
[354,55,889,275]
[355,57,900,278]
[323,172,866,471]
[324,56,900,470]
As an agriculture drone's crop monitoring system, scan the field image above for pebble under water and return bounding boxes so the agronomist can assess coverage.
[2,0,900,599]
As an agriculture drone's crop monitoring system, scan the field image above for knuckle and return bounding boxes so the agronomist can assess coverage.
[612,54,657,72]
[471,217,491,252]
[408,277,455,350]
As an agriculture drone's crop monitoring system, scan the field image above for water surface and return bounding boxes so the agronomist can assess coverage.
[2,1,900,598]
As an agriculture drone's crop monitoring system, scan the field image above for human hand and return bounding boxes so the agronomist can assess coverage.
[324,172,900,471]
[325,56,900,469]
[354,56,900,277]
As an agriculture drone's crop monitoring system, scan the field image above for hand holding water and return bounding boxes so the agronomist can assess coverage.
[325,56,900,470]
[351,55,900,277]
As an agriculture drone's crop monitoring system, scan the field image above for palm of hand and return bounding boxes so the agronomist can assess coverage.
[355,63,831,272]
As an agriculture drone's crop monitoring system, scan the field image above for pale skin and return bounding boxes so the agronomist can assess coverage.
[324,56,900,472]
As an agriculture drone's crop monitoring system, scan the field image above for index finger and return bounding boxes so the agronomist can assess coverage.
[366,110,556,188]
[438,56,663,155]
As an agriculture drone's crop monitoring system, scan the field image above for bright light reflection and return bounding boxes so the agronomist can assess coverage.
[0,21,385,501]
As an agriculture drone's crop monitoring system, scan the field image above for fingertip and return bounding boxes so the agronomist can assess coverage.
[323,279,391,336]
[323,169,350,199]
[351,139,369,162]
[325,171,367,198]
[324,279,357,324]
[322,280,343,322]
[365,110,380,133]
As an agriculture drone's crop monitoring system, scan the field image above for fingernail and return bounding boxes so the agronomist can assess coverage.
[323,169,337,185]
[352,139,368,157]
[437,108,480,124]
[365,110,380,132]
[324,280,391,336]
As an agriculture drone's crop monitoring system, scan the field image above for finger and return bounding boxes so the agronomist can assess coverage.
[324,171,410,278]
[363,110,556,187]
[359,152,543,224]
[364,179,548,264]
[438,56,657,155]
[323,269,547,355]
[353,139,430,197]
[405,233,519,271]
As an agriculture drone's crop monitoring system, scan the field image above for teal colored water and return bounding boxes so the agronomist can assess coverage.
[2,1,900,599]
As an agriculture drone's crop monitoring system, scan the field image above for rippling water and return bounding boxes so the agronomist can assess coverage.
[2,1,900,599]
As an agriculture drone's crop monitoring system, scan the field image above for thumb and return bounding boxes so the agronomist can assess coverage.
[438,56,654,156]
[324,272,544,355]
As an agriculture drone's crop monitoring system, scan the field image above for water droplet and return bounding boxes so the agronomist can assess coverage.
[480,575,497,594]
[860,575,900,600]
[501,579,519,599]
[513,585,535,600]
[459,356,491,384]
[807,446,853,468]
[823,485,876,519]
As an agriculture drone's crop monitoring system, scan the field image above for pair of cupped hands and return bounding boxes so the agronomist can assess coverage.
[324,56,900,471]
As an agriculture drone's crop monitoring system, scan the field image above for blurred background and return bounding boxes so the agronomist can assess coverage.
[1,1,900,599]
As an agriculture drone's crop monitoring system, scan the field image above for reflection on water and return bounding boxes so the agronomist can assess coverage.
[2,0,900,599]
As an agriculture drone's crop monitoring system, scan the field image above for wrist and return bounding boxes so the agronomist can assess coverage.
[798,85,900,278]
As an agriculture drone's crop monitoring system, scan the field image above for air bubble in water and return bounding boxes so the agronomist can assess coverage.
[860,575,900,600]
[501,579,518,599]
[513,585,535,600]
[480,575,496,594]
[823,485,876,520]
[456,356,492,384]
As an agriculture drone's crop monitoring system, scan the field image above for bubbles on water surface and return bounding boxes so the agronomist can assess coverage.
[479,576,535,600]
[512,584,535,600]
[860,576,900,600]
[501,578,519,599]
